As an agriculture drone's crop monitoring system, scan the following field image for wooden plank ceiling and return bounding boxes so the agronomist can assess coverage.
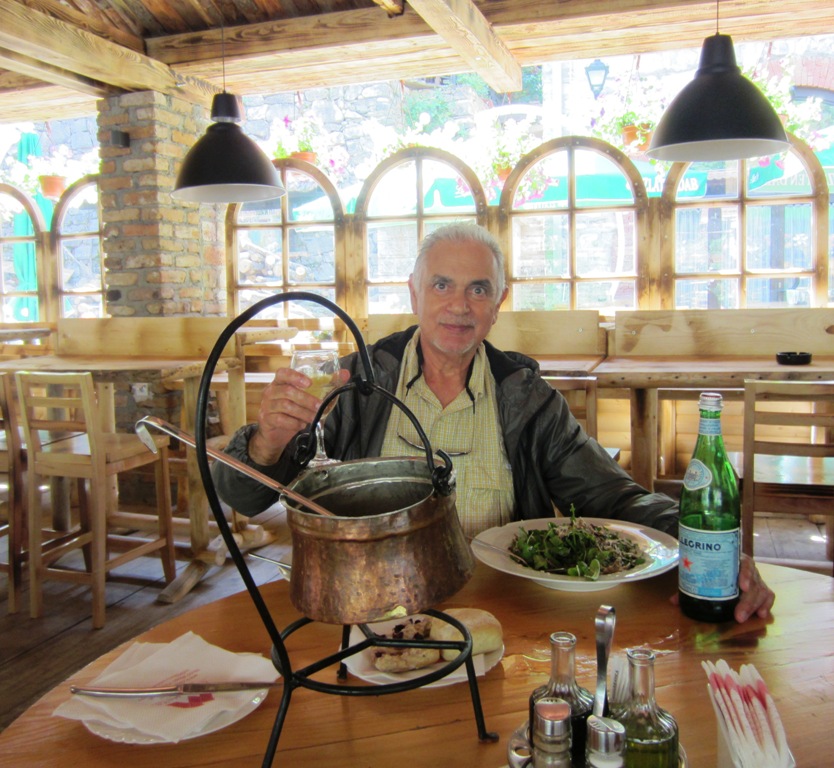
[0,0,832,122]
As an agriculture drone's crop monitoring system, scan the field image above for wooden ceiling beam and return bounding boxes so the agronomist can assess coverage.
[406,0,521,92]
[0,0,215,103]
[370,0,404,16]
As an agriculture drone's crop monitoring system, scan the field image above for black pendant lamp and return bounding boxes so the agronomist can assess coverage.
[647,3,789,162]
[172,26,285,203]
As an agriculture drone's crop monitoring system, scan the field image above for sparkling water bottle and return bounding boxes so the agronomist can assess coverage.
[678,392,741,623]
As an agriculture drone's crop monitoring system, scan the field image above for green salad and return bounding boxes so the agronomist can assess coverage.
[509,507,646,581]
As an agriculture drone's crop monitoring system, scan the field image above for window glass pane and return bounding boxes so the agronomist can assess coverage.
[0,193,28,236]
[287,170,332,222]
[62,294,103,318]
[575,149,635,207]
[675,278,739,309]
[577,280,636,311]
[829,201,834,304]
[60,185,98,235]
[422,160,476,215]
[575,210,636,277]
[746,203,812,271]
[368,285,412,314]
[238,287,337,319]
[1,240,39,321]
[61,237,101,292]
[747,150,812,198]
[367,221,417,281]
[287,226,335,284]
[424,217,475,237]
[513,151,568,211]
[512,215,569,277]
[367,163,417,217]
[680,160,740,200]
[237,229,283,285]
[675,207,739,273]
[237,197,282,226]
[511,282,570,310]
[285,288,337,317]
[747,276,812,307]
[238,289,281,316]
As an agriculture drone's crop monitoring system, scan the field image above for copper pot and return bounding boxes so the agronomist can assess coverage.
[282,457,474,625]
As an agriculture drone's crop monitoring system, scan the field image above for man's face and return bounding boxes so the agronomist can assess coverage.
[409,238,507,361]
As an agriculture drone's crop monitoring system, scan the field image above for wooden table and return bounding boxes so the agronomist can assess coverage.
[594,355,834,488]
[534,354,606,377]
[0,327,52,343]
[0,562,830,766]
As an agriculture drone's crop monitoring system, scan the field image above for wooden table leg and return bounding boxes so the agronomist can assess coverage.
[157,376,213,603]
[629,387,658,490]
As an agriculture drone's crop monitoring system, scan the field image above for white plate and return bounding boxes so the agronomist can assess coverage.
[473,518,678,592]
[82,689,270,745]
[342,619,503,688]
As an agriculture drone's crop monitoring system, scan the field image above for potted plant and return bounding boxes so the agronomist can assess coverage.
[272,114,327,164]
[0,145,99,199]
[590,74,664,154]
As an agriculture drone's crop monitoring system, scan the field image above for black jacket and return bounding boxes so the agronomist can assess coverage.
[213,327,679,535]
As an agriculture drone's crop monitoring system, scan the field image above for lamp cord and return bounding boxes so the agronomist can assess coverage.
[221,21,227,92]
[715,0,720,34]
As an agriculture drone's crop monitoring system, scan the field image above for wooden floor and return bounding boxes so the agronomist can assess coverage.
[0,512,829,734]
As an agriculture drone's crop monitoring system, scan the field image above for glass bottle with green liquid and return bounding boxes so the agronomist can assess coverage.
[677,392,740,623]
[613,648,678,768]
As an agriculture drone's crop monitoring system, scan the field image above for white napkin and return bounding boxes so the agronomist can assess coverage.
[54,631,279,743]
[702,660,795,768]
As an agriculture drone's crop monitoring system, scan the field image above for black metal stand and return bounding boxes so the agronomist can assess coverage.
[190,292,497,767]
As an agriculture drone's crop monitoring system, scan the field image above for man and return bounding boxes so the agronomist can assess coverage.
[214,223,774,623]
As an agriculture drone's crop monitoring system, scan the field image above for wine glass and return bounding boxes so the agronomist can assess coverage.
[290,348,341,467]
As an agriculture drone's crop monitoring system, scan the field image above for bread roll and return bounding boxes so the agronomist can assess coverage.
[431,608,503,661]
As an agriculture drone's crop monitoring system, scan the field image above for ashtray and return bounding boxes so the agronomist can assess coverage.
[776,351,812,365]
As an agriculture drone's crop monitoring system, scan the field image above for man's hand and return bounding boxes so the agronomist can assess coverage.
[734,553,775,623]
[670,553,775,623]
[248,367,350,465]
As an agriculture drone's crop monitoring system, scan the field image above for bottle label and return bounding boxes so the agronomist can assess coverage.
[682,459,712,491]
[698,416,722,436]
[678,524,740,600]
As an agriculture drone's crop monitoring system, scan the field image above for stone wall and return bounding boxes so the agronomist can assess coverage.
[97,91,225,318]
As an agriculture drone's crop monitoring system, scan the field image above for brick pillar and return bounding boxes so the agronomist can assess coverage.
[97,91,226,317]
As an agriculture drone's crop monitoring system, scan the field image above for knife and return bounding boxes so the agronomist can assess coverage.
[70,681,279,698]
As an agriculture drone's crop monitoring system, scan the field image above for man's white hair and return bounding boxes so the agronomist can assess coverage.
[413,223,506,294]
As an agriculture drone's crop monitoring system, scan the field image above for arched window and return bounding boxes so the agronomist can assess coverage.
[54,177,105,318]
[353,147,487,316]
[663,136,829,308]
[499,137,647,312]
[227,159,345,321]
[0,185,46,322]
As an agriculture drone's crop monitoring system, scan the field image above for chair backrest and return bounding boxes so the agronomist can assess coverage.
[15,371,102,472]
[741,379,834,556]
[361,310,606,356]
[612,308,834,357]
[543,376,598,438]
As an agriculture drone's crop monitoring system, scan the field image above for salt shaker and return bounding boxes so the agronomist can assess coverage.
[531,697,572,768]
[586,714,626,768]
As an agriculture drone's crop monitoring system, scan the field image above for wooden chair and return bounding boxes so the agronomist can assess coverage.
[741,380,834,575]
[0,373,25,613]
[543,376,598,438]
[16,371,176,628]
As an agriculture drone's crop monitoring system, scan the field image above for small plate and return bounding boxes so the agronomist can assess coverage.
[342,620,503,688]
[82,689,270,744]
[473,518,679,592]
